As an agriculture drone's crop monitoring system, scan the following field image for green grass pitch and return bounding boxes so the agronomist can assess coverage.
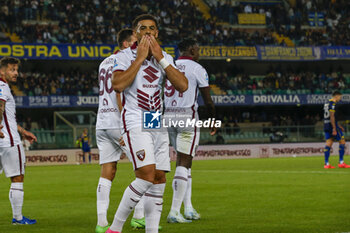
[0,156,349,233]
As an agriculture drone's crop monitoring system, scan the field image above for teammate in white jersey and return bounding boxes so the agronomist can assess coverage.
[95,29,138,233]
[106,14,188,233]
[164,38,217,223]
[0,57,37,225]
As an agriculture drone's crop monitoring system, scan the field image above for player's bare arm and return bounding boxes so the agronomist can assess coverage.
[149,35,188,93]
[112,36,150,92]
[0,100,5,138]
[116,92,123,112]
[330,111,337,135]
[17,125,37,143]
[115,92,126,146]
[200,87,217,135]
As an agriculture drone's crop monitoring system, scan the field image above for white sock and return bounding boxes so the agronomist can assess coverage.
[145,183,165,233]
[184,168,193,209]
[97,177,112,227]
[110,178,152,232]
[9,182,24,221]
[171,166,188,212]
[133,194,145,219]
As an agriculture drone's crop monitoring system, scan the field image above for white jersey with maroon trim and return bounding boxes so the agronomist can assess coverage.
[164,56,209,112]
[113,43,177,131]
[0,78,21,147]
[96,53,121,130]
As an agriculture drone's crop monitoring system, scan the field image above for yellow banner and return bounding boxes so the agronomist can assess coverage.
[199,46,257,58]
[238,13,266,25]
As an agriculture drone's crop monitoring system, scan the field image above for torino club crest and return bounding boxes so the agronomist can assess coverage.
[136,149,145,161]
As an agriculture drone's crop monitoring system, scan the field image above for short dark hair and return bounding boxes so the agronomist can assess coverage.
[332,91,342,96]
[0,57,20,69]
[117,28,134,48]
[178,38,198,53]
[132,14,158,29]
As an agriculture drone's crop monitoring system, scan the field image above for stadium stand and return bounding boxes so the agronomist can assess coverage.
[1,0,349,45]
[210,70,350,95]
[11,69,350,96]
[15,70,98,96]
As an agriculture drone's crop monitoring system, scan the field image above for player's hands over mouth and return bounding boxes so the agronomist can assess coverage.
[136,35,150,62]
[0,125,4,138]
[332,129,337,136]
[149,35,164,62]
[23,130,37,144]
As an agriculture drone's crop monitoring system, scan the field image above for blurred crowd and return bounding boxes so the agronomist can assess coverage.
[0,0,209,45]
[210,0,350,46]
[0,0,349,45]
[14,67,349,97]
[219,110,320,127]
[16,69,98,96]
[211,69,349,95]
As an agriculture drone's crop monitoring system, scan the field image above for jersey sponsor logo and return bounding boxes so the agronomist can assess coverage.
[171,100,177,106]
[142,84,158,88]
[143,66,159,83]
[0,88,2,96]
[98,107,118,114]
[136,149,145,161]
[103,98,108,106]
[143,111,161,129]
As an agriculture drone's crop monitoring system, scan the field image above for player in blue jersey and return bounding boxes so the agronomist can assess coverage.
[323,91,350,169]
[79,128,91,163]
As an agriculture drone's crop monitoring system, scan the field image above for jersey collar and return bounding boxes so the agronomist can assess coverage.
[0,77,7,83]
[177,56,193,60]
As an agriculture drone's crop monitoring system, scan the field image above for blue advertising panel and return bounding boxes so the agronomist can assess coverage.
[323,46,350,59]
[197,94,350,106]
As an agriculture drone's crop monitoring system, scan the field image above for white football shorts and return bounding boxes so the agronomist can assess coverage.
[168,126,200,157]
[96,129,124,165]
[123,127,170,171]
[0,144,25,178]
